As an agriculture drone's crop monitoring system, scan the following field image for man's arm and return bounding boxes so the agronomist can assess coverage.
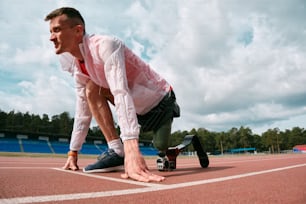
[69,84,92,151]
[63,81,92,171]
[102,38,140,140]
[121,139,165,182]
[100,37,164,181]
[58,52,92,151]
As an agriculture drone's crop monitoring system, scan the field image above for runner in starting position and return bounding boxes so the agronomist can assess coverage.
[45,7,182,182]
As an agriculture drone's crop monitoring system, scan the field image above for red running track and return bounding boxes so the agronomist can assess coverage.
[0,154,305,204]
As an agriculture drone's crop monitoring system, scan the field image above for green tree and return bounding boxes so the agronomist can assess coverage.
[262,128,280,153]
[0,110,7,129]
[23,112,32,132]
[58,112,72,135]
[252,134,263,151]
[238,126,253,149]
[169,130,188,147]
[31,114,42,133]
[196,128,216,153]
[289,127,305,147]
[40,114,52,133]
[227,127,239,149]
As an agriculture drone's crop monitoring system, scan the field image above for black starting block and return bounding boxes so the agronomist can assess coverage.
[157,135,209,171]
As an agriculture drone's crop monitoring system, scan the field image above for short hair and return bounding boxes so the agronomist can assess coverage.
[45,7,85,28]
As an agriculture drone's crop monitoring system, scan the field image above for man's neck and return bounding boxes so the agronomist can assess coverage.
[70,45,83,61]
[71,36,84,61]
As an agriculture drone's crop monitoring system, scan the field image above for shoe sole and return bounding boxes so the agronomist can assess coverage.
[83,165,124,173]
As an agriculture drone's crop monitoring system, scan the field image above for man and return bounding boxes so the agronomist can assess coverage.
[45,7,180,182]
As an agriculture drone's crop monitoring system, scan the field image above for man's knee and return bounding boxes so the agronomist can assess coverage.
[86,80,113,103]
[85,80,99,100]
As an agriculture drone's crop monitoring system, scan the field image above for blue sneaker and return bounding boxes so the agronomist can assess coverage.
[83,149,124,173]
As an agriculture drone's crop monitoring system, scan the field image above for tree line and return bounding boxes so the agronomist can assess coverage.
[0,110,106,141]
[1,110,305,153]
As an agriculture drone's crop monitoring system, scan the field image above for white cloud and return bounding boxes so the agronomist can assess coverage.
[13,45,54,66]
[0,73,75,117]
[0,0,306,134]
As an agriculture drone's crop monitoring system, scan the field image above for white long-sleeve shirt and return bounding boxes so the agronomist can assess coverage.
[59,34,171,151]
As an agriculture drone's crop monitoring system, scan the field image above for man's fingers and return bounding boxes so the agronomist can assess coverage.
[121,171,165,182]
[121,172,149,182]
[62,160,79,171]
[62,161,70,170]
[131,173,150,182]
[142,171,165,182]
[62,165,69,170]
[149,174,165,182]
[120,173,129,179]
[142,169,165,182]
[70,165,78,171]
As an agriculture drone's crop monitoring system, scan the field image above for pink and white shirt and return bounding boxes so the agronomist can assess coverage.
[59,34,171,151]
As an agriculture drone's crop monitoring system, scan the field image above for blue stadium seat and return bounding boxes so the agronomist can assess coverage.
[0,137,158,156]
[80,144,103,155]
[0,138,21,152]
[140,146,157,156]
[22,139,52,153]
[51,141,69,154]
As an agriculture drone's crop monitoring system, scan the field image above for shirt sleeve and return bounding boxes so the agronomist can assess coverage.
[59,52,92,151]
[99,37,140,141]
[69,81,92,151]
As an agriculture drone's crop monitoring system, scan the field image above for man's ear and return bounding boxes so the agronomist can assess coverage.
[75,25,84,35]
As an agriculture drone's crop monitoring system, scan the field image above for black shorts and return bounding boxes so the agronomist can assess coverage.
[137,90,180,132]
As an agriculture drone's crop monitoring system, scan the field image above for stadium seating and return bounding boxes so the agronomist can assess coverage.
[80,143,104,155]
[0,136,158,156]
[22,139,52,154]
[50,141,69,154]
[0,138,21,152]
[140,146,158,156]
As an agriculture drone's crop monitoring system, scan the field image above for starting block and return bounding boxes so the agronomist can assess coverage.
[157,135,209,171]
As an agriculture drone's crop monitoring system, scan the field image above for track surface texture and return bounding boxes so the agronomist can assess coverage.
[0,154,305,204]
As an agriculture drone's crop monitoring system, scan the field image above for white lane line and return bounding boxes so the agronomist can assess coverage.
[52,167,165,188]
[0,167,51,169]
[211,155,306,164]
[1,163,305,204]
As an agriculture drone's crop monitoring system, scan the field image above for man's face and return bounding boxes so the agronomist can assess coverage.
[49,14,79,55]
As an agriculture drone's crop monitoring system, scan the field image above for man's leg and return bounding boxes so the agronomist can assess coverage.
[137,90,178,171]
[153,118,175,171]
[83,80,124,173]
[153,118,173,152]
[85,80,118,142]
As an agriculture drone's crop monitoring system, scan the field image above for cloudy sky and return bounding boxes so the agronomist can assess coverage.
[1,0,306,134]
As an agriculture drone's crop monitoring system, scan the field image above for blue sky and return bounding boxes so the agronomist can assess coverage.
[1,0,306,134]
